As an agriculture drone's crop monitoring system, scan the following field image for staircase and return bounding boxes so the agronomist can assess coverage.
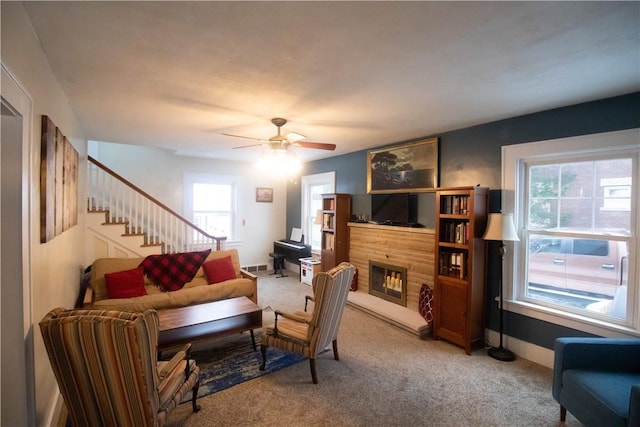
[87,156,226,258]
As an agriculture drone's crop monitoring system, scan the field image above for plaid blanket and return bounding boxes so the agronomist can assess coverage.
[139,249,211,291]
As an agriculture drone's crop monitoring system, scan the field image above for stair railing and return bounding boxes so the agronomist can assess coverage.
[87,156,226,253]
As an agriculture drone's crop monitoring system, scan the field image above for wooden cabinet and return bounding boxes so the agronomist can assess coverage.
[433,186,488,354]
[321,193,351,271]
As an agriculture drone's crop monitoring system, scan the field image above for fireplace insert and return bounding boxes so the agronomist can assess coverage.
[369,261,407,306]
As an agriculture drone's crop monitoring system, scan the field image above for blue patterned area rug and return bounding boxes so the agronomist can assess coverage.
[179,331,306,402]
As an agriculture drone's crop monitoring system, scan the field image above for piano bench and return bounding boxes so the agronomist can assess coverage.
[269,253,287,278]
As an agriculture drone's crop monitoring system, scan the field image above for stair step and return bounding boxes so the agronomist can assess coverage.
[87,202,174,254]
[141,243,163,247]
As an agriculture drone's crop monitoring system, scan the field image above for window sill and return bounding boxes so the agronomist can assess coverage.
[504,299,640,338]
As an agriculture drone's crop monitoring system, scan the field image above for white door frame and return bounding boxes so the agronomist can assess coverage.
[300,171,335,247]
[1,62,35,426]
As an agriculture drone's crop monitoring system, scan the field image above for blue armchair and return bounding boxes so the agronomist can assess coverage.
[553,337,640,427]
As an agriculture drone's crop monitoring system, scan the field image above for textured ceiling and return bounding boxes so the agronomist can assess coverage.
[22,1,640,162]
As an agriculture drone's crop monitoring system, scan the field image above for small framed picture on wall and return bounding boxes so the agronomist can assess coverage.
[256,187,273,203]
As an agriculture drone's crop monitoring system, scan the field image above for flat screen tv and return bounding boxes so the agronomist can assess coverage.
[371,193,417,225]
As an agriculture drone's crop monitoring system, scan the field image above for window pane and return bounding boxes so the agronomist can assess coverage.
[193,183,232,211]
[529,236,565,254]
[559,163,591,198]
[192,181,234,240]
[528,198,560,229]
[526,234,629,320]
[193,212,231,237]
[572,239,608,256]
[528,159,632,233]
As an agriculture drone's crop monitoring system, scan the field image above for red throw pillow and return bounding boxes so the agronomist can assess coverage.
[203,256,237,284]
[105,267,147,299]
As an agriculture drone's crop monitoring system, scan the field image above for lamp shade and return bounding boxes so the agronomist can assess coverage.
[314,209,323,225]
[482,213,520,242]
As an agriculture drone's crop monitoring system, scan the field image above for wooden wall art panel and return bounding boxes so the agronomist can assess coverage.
[40,115,78,243]
[63,138,78,231]
[40,116,56,243]
[54,127,64,236]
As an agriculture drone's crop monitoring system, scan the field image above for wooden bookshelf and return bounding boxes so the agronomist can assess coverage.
[433,186,488,354]
[320,193,351,271]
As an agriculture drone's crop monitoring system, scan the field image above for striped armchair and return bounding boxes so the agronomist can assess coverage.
[40,308,201,427]
[260,262,356,384]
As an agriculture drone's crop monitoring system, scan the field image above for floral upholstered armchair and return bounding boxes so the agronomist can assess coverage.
[40,307,201,426]
[260,262,356,384]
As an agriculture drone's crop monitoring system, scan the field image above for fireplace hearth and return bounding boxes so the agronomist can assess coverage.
[369,261,407,306]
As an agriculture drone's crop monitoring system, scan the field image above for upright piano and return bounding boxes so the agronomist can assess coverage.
[273,239,311,265]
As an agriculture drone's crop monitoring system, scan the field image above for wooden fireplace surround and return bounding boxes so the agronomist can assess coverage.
[348,222,435,313]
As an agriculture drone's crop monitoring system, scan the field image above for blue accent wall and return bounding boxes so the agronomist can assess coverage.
[287,92,640,348]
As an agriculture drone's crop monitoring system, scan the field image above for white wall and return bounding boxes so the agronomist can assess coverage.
[1,3,88,426]
[91,141,287,267]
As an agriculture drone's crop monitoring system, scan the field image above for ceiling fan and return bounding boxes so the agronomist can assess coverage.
[225,118,336,152]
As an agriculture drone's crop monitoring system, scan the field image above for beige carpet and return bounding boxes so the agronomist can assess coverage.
[164,271,582,427]
[59,270,583,426]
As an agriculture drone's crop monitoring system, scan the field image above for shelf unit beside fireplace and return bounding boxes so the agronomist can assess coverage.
[320,193,351,271]
[433,186,488,354]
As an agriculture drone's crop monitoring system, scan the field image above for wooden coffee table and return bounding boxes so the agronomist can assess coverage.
[157,297,262,353]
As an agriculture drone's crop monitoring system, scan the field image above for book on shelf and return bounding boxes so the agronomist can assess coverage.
[438,251,466,279]
[441,195,470,215]
[323,232,335,250]
[323,213,334,229]
[455,223,463,243]
[442,221,469,244]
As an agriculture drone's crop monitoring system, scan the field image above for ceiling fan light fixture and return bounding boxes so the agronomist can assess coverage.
[257,149,301,177]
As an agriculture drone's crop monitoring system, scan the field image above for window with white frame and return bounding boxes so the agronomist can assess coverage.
[184,173,242,242]
[301,172,335,250]
[503,129,639,335]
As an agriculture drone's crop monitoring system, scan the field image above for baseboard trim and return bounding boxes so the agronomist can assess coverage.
[485,329,554,368]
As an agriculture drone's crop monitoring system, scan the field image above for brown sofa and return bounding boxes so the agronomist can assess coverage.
[84,248,257,311]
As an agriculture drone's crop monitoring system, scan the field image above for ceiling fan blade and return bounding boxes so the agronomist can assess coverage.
[224,119,335,151]
[222,132,263,142]
[295,141,336,151]
[285,131,306,142]
[232,143,265,149]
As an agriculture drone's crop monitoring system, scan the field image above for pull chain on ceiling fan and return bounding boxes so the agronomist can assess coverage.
[225,118,337,152]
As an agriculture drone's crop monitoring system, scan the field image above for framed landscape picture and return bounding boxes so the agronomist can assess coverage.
[256,187,273,203]
[367,137,439,193]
